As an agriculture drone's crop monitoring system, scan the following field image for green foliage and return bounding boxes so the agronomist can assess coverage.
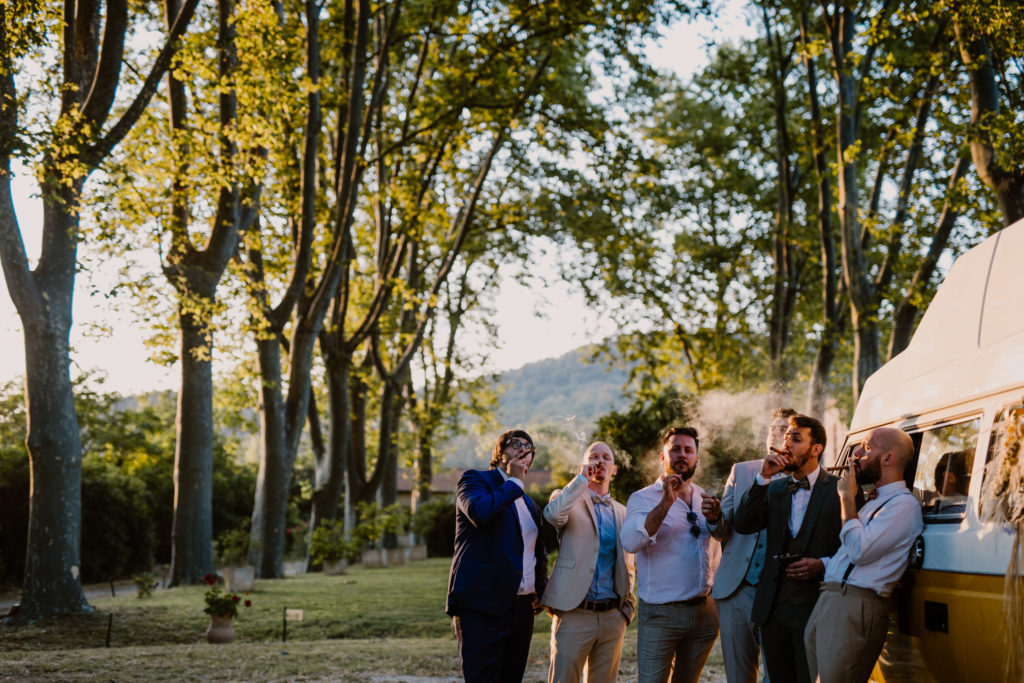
[353,502,409,549]
[308,519,361,564]
[409,497,456,558]
[214,527,252,567]
[0,377,260,584]
[594,387,691,502]
[133,571,158,598]
[81,453,158,582]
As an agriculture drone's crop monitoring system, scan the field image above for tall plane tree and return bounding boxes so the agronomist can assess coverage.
[949,0,1024,226]
[816,0,980,400]
[158,0,265,585]
[0,0,199,620]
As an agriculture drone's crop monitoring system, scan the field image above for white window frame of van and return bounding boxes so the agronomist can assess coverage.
[839,413,983,525]
[907,415,981,524]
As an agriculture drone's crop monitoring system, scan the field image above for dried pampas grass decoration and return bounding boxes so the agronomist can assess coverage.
[980,408,1024,682]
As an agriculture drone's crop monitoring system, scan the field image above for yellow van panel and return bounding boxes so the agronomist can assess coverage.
[872,569,1009,683]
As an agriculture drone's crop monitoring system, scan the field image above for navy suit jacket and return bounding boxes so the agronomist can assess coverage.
[734,467,842,625]
[446,468,548,617]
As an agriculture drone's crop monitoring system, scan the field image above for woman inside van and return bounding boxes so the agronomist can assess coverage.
[930,450,970,513]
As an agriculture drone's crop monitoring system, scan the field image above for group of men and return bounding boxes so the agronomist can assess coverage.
[445,411,924,683]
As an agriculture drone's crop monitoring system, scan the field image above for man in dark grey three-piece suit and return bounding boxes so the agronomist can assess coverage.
[734,414,842,683]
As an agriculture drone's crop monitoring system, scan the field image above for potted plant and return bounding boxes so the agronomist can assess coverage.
[202,573,251,644]
[354,502,410,568]
[216,528,255,592]
[308,519,359,575]
[133,571,158,598]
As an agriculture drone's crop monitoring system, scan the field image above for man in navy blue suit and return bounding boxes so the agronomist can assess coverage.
[446,429,549,682]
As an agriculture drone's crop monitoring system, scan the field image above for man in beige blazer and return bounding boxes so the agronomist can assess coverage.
[541,442,636,683]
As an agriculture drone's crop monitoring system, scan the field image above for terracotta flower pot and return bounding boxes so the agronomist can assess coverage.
[206,614,235,644]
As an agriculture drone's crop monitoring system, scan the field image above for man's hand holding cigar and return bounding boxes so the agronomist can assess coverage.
[762,446,790,478]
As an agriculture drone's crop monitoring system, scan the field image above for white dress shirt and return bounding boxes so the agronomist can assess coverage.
[823,481,923,596]
[498,469,539,594]
[621,476,720,604]
[756,466,822,536]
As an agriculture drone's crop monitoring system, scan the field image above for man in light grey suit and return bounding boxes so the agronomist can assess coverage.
[702,408,795,683]
[541,442,636,683]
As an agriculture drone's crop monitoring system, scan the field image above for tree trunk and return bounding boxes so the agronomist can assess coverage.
[14,318,90,621]
[806,333,836,420]
[169,308,216,585]
[954,25,1024,226]
[830,5,880,403]
[249,335,290,578]
[887,157,971,358]
[0,0,199,621]
[307,353,351,566]
[415,427,434,508]
[802,9,841,421]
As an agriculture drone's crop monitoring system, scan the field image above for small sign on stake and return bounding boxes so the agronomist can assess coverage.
[282,606,304,642]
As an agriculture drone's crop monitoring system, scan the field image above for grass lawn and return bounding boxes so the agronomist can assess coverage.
[0,558,725,681]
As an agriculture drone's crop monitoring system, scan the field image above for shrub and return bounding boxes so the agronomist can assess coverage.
[215,527,252,567]
[353,502,409,549]
[309,519,361,564]
[81,454,157,582]
[410,496,456,557]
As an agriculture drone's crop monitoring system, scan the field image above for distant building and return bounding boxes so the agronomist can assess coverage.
[397,467,556,510]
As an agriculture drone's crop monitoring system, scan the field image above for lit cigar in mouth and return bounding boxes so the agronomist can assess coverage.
[771,445,847,472]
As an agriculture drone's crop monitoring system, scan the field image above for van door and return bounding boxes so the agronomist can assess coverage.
[875,416,982,683]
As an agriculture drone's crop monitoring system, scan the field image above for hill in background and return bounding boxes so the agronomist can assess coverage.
[441,347,633,469]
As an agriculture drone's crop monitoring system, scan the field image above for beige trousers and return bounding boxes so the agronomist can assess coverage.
[548,607,629,683]
[804,583,890,683]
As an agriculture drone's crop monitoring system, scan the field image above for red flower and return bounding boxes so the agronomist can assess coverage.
[203,573,217,586]
[244,599,252,607]
[232,594,241,602]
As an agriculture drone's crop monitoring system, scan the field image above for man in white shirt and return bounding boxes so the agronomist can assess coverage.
[622,425,721,683]
[804,427,923,683]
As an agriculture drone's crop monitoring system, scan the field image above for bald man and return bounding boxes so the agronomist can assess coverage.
[541,442,636,682]
[803,428,923,683]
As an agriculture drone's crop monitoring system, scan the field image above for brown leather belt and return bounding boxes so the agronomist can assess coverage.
[667,595,707,607]
[578,598,617,611]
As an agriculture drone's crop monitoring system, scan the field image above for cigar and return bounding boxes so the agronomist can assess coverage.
[825,465,850,473]
[769,446,788,456]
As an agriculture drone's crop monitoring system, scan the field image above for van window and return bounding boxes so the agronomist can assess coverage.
[911,418,980,522]
[981,402,1024,515]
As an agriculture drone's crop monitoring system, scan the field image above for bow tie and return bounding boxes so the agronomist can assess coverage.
[592,495,613,506]
[786,478,810,494]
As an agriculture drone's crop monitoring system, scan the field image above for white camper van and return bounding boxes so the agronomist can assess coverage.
[836,219,1024,682]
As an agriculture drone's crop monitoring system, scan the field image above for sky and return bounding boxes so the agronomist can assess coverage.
[0,4,755,396]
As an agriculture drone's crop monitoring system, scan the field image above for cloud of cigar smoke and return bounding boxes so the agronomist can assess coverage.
[689,389,786,493]
[534,414,592,475]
